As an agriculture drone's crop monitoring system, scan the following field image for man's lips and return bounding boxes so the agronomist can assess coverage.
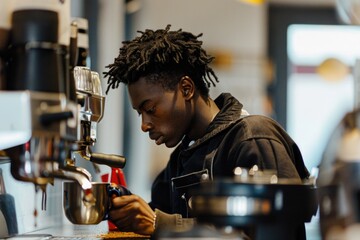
[149,134,164,145]
[150,134,164,145]
[155,136,164,145]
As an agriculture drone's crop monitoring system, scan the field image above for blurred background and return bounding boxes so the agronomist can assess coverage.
[1,0,358,239]
[88,0,354,203]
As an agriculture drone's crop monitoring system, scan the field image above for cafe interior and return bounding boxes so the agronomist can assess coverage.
[1,0,360,239]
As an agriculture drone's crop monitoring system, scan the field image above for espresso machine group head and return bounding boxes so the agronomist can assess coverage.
[70,66,126,169]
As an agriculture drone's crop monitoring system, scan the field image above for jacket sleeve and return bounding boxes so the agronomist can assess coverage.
[154,208,196,231]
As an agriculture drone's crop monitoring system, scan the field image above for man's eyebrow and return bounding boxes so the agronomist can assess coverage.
[134,99,149,111]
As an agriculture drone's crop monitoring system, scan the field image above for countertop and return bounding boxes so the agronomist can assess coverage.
[4,222,150,239]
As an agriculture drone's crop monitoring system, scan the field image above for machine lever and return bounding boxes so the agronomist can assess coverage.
[39,111,73,126]
[90,153,126,169]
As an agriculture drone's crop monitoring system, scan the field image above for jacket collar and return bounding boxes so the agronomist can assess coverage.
[181,93,243,149]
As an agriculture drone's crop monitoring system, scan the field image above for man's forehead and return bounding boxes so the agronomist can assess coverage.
[128,78,165,109]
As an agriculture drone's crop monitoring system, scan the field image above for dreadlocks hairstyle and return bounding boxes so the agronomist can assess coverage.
[104,24,219,96]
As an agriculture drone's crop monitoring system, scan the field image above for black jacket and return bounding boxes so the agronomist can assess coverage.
[149,93,310,238]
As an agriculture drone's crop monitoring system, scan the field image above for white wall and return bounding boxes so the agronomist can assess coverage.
[95,0,126,179]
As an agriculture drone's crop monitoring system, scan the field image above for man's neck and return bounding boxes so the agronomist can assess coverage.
[187,96,220,140]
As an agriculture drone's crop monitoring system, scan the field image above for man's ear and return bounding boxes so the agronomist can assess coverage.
[180,76,194,99]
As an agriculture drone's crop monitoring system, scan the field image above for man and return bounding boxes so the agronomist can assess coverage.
[104,25,310,238]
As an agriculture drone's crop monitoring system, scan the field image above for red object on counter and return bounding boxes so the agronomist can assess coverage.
[111,168,127,187]
[101,173,109,183]
[106,168,127,231]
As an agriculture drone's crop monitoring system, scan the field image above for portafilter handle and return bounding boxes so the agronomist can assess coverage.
[90,153,126,169]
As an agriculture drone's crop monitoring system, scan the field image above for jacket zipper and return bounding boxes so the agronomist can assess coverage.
[181,193,189,218]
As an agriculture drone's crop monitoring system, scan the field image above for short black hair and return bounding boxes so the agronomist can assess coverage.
[104,25,218,96]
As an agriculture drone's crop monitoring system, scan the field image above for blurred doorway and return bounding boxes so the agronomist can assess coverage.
[287,24,360,171]
[268,4,360,172]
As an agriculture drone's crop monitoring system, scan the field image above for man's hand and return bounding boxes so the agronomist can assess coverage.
[109,194,156,235]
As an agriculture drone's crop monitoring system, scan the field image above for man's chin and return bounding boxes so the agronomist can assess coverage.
[164,140,181,148]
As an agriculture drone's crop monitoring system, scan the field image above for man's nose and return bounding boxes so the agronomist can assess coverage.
[141,115,152,132]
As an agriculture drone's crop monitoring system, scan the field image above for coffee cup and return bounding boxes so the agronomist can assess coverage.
[63,181,131,225]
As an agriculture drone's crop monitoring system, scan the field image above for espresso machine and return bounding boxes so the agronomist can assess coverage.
[0,0,125,221]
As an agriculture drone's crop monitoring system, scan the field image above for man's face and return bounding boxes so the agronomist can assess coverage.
[128,76,191,148]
